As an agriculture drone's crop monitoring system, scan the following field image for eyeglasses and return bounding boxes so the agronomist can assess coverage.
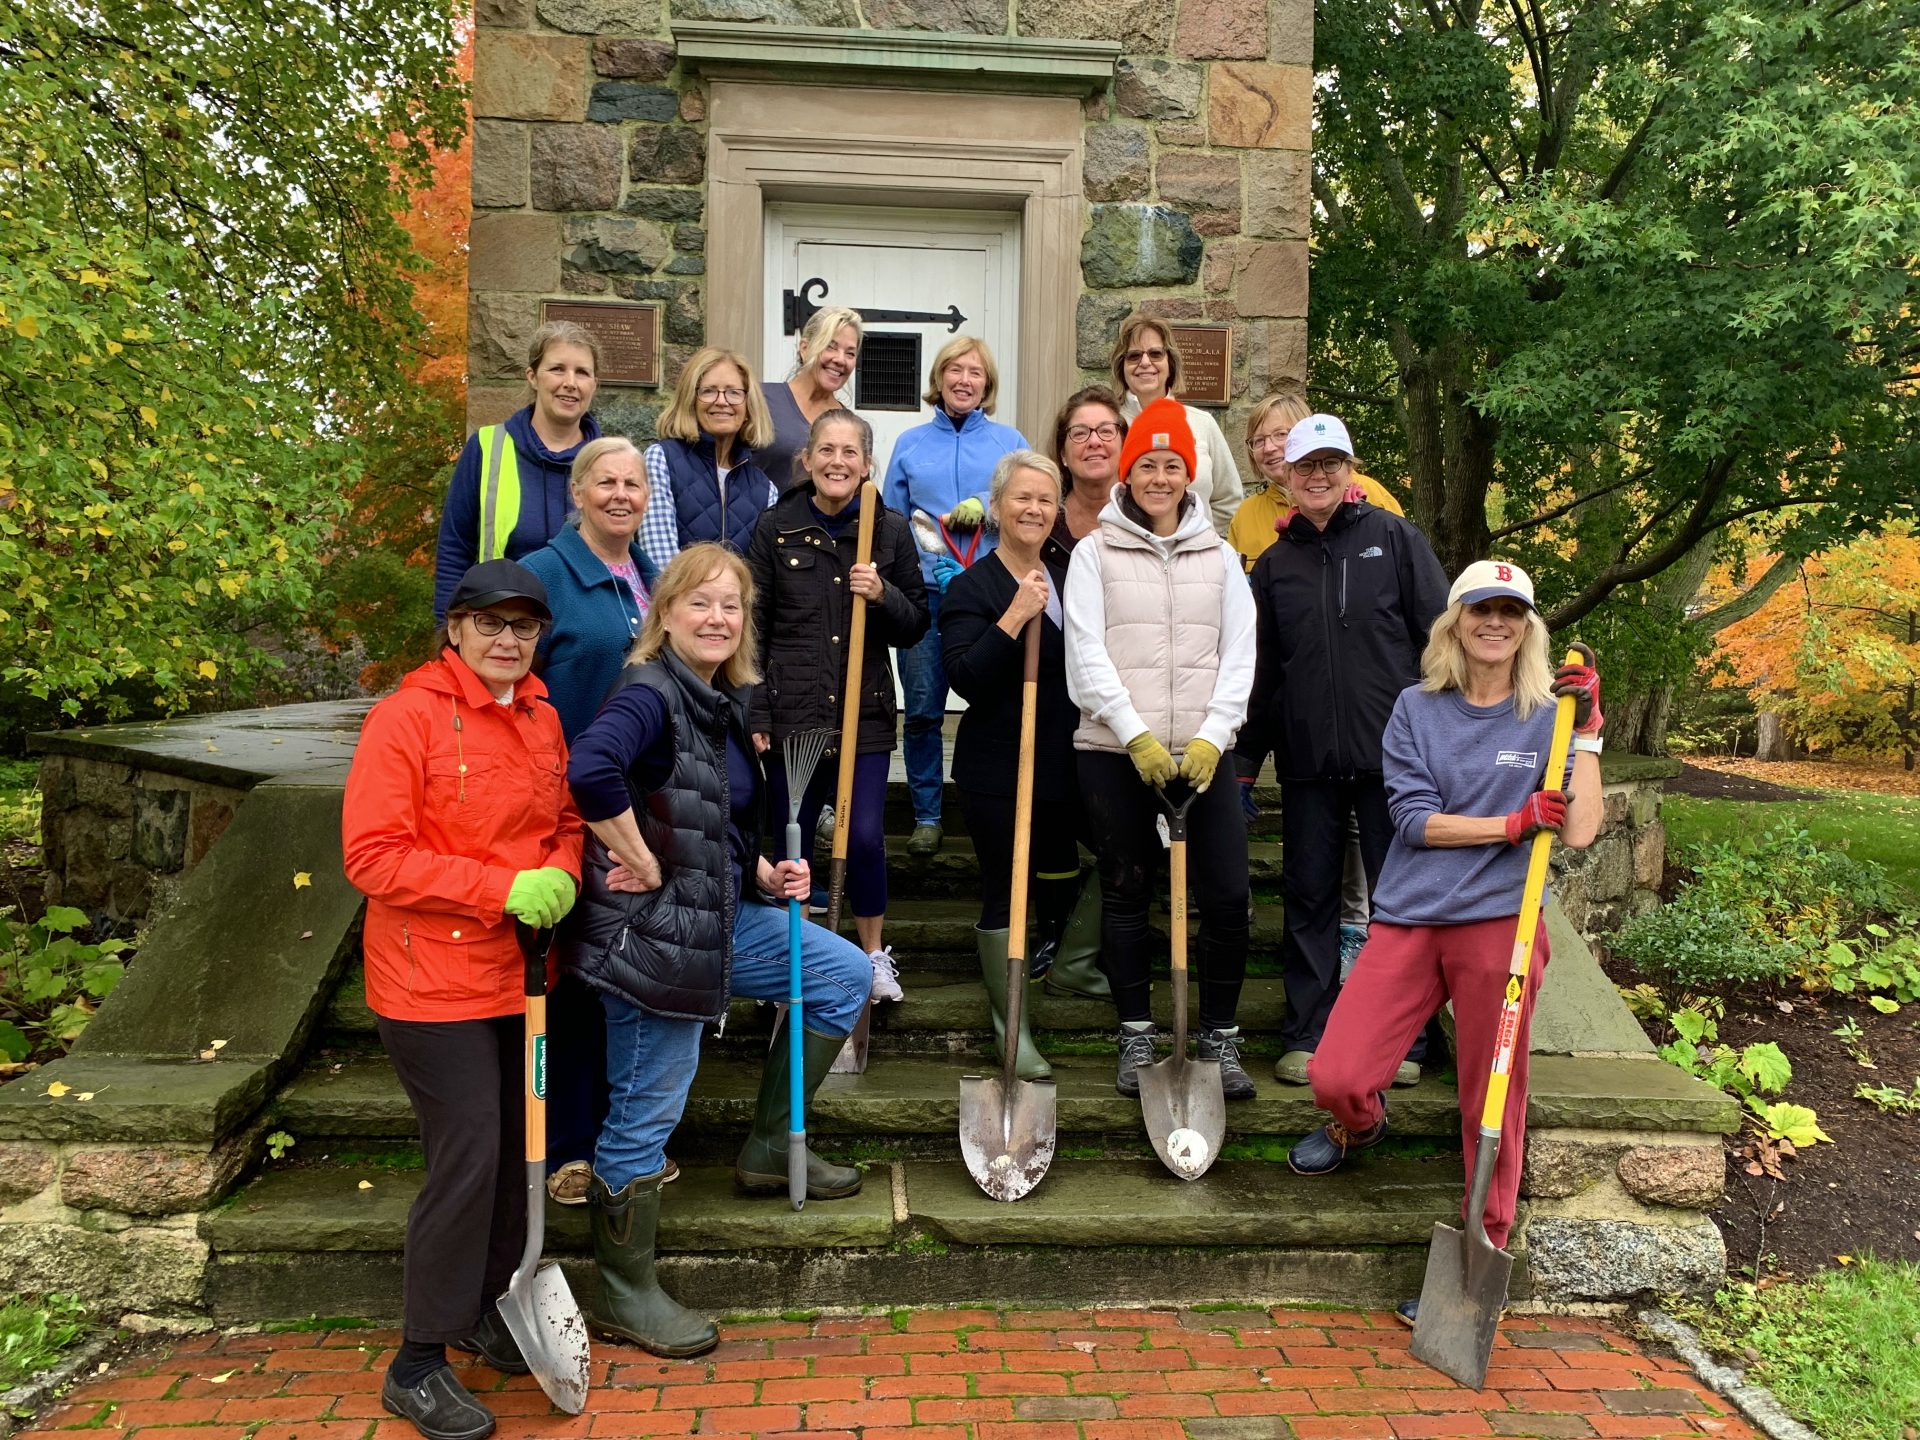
[1247,432,1288,451]
[1122,348,1168,366]
[697,386,746,404]
[465,612,547,640]
[1066,423,1121,444]
[1290,456,1352,477]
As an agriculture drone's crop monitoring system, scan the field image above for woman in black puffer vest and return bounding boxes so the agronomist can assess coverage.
[563,543,872,1361]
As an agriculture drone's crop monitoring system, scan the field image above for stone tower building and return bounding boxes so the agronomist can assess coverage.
[467,0,1311,468]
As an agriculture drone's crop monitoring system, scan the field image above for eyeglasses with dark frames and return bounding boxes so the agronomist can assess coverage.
[697,386,747,403]
[1290,456,1352,477]
[465,612,547,641]
[1122,348,1168,366]
[1066,423,1122,443]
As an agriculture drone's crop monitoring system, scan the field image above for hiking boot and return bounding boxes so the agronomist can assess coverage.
[1273,1049,1313,1085]
[1198,1026,1256,1101]
[906,822,943,856]
[1288,1102,1389,1176]
[735,1025,864,1200]
[868,945,904,1002]
[1338,923,1369,980]
[1114,1022,1159,1098]
[587,1168,717,1357]
[381,1366,495,1440]
[453,1308,527,1375]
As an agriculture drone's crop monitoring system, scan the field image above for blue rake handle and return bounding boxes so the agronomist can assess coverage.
[785,817,807,1211]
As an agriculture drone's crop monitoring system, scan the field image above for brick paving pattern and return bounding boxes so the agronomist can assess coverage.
[19,1309,1760,1440]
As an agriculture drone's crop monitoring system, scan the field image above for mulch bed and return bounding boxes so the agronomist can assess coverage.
[1667,762,1822,803]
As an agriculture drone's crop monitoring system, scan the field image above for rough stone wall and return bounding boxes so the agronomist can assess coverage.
[37,755,246,923]
[1552,774,1669,938]
[468,0,1313,456]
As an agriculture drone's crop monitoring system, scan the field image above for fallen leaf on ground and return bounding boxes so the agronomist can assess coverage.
[357,1180,374,1190]
[45,1081,71,1097]
[293,872,312,889]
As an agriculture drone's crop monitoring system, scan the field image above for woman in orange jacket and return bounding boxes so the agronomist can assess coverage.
[342,559,585,1440]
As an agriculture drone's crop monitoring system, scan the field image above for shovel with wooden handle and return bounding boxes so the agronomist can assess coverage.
[497,924,590,1415]
[827,481,881,1075]
[1409,645,1585,1389]
[958,617,1057,1201]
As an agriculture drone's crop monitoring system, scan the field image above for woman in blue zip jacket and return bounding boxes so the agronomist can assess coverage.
[637,347,778,573]
[434,321,602,622]
[880,335,1028,857]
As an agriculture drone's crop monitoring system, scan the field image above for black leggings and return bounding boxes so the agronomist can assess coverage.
[377,1014,525,1344]
[1077,749,1250,1031]
[960,788,1086,931]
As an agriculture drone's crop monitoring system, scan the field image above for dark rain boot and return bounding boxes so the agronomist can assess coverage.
[586,1169,717,1358]
[1042,872,1111,1002]
[734,1025,864,1199]
[976,926,1051,1081]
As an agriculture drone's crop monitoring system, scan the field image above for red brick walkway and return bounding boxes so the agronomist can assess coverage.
[21,1308,1760,1440]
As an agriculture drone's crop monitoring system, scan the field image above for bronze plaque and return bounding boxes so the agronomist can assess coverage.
[1170,324,1232,408]
[541,300,661,387]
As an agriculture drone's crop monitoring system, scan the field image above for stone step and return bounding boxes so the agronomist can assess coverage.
[270,1049,1733,1148]
[199,1153,1465,1321]
[862,833,1284,897]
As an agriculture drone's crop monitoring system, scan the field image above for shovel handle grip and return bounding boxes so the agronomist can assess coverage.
[516,924,552,1165]
[1478,647,1583,1133]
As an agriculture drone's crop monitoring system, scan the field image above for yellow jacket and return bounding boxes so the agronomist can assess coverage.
[1228,472,1404,573]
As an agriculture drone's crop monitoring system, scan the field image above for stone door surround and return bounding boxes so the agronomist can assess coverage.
[696,70,1090,444]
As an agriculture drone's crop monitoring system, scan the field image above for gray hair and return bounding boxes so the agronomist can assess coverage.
[988,449,1063,510]
[568,435,644,492]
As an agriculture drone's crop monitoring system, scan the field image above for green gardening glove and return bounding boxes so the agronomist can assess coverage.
[948,496,986,528]
[505,867,577,928]
[1179,738,1221,793]
[1125,731,1178,788]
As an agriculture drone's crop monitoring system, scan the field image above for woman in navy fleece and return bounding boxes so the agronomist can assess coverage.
[1288,560,1606,1321]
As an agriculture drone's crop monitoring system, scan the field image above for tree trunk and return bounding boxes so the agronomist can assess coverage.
[1755,711,1793,762]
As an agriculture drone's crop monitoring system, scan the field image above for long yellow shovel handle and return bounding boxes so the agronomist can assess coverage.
[1477,649,1583,1132]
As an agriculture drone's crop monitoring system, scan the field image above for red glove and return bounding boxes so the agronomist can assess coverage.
[1505,790,1568,845]
[1552,647,1603,735]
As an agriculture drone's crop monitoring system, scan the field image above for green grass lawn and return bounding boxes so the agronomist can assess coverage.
[0,1293,89,1388]
[1663,789,1920,903]
[1675,1257,1920,1440]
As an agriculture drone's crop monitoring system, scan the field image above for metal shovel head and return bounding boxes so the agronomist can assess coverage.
[958,1072,1057,1202]
[498,1260,591,1414]
[1137,1055,1225,1182]
[1408,1218,1513,1389]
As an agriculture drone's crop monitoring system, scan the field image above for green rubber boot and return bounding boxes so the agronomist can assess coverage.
[587,1168,717,1358]
[977,926,1052,1081]
[734,1024,864,1199]
[1042,872,1111,1002]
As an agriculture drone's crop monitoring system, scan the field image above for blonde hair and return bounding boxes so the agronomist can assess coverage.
[659,347,773,450]
[1109,314,1183,395]
[526,320,601,374]
[568,436,644,495]
[923,335,1000,415]
[626,543,762,689]
[1245,392,1311,450]
[1420,601,1555,720]
[988,450,1063,511]
[796,306,863,382]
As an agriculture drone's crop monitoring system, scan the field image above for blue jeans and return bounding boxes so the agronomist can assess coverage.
[897,587,946,826]
[594,897,870,1189]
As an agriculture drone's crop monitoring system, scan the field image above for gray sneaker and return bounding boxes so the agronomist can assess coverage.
[1114,1023,1159,1097]
[1198,1026,1256,1100]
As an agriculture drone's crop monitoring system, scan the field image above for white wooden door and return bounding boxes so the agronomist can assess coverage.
[762,204,1023,480]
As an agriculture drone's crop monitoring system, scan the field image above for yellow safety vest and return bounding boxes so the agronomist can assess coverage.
[475,424,524,561]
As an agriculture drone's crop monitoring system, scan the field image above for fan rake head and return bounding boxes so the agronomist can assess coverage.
[779,727,835,825]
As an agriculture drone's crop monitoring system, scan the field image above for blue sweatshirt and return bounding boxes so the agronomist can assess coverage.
[433,406,602,621]
[1370,685,1571,927]
[881,406,1027,583]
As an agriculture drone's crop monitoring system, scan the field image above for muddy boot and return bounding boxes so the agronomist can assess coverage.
[587,1168,716,1358]
[976,926,1051,1081]
[734,1025,864,1199]
[1042,873,1111,1002]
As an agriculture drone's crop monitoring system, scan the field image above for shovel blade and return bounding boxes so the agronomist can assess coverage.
[498,1261,591,1414]
[1137,1056,1226,1182]
[1408,1220,1513,1389]
[958,1074,1057,1201]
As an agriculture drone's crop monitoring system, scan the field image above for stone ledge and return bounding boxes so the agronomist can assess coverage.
[671,20,1119,94]
[0,1057,275,1144]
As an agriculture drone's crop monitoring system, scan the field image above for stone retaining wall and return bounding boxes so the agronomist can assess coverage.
[1551,757,1678,939]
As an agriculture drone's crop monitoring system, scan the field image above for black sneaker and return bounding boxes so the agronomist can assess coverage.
[381,1366,496,1440]
[454,1308,528,1375]
[1197,1027,1256,1101]
[1395,1299,1418,1328]
[1114,1024,1158,1097]
[1287,1100,1389,1176]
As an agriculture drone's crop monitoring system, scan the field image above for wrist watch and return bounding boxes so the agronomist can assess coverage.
[1572,734,1605,754]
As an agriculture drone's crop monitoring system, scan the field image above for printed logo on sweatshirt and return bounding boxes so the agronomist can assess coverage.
[1359,546,1383,559]
[1496,750,1538,769]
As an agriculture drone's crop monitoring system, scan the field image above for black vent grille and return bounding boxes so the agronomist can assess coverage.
[856,333,923,411]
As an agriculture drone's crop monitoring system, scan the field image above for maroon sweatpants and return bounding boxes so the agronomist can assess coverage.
[1306,915,1549,1249]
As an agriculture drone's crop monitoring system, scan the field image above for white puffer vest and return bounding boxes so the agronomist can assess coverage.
[1074,508,1227,755]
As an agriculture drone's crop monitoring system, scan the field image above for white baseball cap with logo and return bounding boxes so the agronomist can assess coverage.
[1282,413,1356,464]
[1449,559,1537,610]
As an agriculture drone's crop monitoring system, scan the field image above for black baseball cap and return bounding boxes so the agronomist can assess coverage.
[446,559,553,622]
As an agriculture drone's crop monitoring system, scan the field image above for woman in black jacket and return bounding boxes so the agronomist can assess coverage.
[747,408,930,1003]
[1232,413,1450,1087]
[940,450,1088,1079]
